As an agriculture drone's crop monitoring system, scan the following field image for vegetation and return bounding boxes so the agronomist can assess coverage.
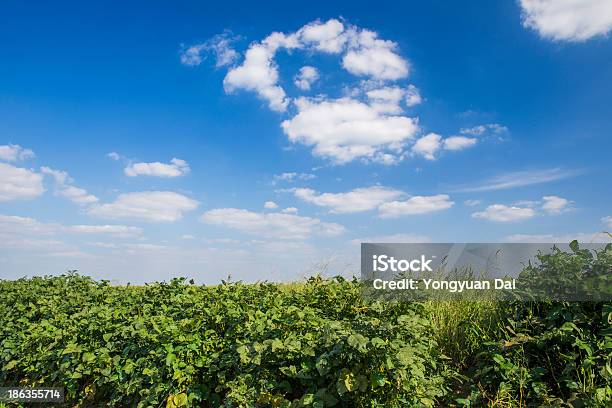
[0,242,610,407]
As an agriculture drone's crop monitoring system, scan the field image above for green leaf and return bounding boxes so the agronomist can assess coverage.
[347,333,368,351]
[82,352,96,363]
[370,372,386,388]
[3,360,17,370]
[569,240,579,252]
[172,393,188,407]
[166,353,177,366]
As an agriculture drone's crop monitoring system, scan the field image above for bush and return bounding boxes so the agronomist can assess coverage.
[0,275,452,407]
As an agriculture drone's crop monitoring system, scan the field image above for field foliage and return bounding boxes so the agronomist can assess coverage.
[1,242,610,407]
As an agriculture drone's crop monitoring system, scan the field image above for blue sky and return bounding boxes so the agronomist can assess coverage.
[1,1,611,283]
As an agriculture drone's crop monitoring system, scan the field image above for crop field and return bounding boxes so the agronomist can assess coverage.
[1,243,610,407]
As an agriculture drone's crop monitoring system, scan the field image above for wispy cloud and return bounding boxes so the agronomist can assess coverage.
[88,191,199,222]
[180,30,240,67]
[0,144,35,162]
[453,168,582,193]
[201,208,345,239]
[41,166,98,205]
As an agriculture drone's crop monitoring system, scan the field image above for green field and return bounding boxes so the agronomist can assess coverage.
[1,243,610,407]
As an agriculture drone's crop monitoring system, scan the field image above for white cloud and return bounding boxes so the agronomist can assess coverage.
[273,172,316,183]
[460,123,508,136]
[454,168,580,192]
[405,84,422,107]
[282,97,418,164]
[0,214,142,238]
[541,195,570,214]
[292,186,404,213]
[181,234,196,240]
[180,31,240,67]
[342,29,409,80]
[601,216,612,229]
[264,201,279,209]
[464,199,481,206]
[208,19,437,165]
[223,34,297,112]
[350,233,432,245]
[443,136,477,151]
[366,86,405,114]
[0,214,58,235]
[412,133,478,160]
[0,163,45,202]
[67,224,142,238]
[88,191,199,222]
[124,158,190,178]
[281,207,298,214]
[471,204,536,222]
[520,0,612,42]
[504,232,611,243]
[107,152,121,161]
[299,19,346,53]
[221,18,410,114]
[40,166,98,205]
[86,242,118,248]
[411,133,441,160]
[294,66,319,90]
[58,185,99,205]
[0,144,35,162]
[378,194,454,218]
[201,208,345,239]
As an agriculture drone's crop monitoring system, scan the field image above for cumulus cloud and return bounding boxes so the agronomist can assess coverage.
[411,133,441,160]
[201,208,345,239]
[294,66,319,90]
[405,84,422,107]
[264,201,279,209]
[124,158,190,178]
[443,136,477,151]
[366,86,406,114]
[520,0,612,42]
[299,18,347,53]
[222,18,409,110]
[281,207,298,214]
[180,30,240,67]
[40,166,98,205]
[472,204,536,222]
[541,195,570,214]
[282,97,418,164]
[200,18,477,165]
[88,191,199,222]
[0,144,35,162]
[292,186,404,213]
[378,195,454,218]
[0,163,45,202]
[342,28,409,80]
[223,33,298,112]
[412,133,478,160]
[58,185,99,205]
